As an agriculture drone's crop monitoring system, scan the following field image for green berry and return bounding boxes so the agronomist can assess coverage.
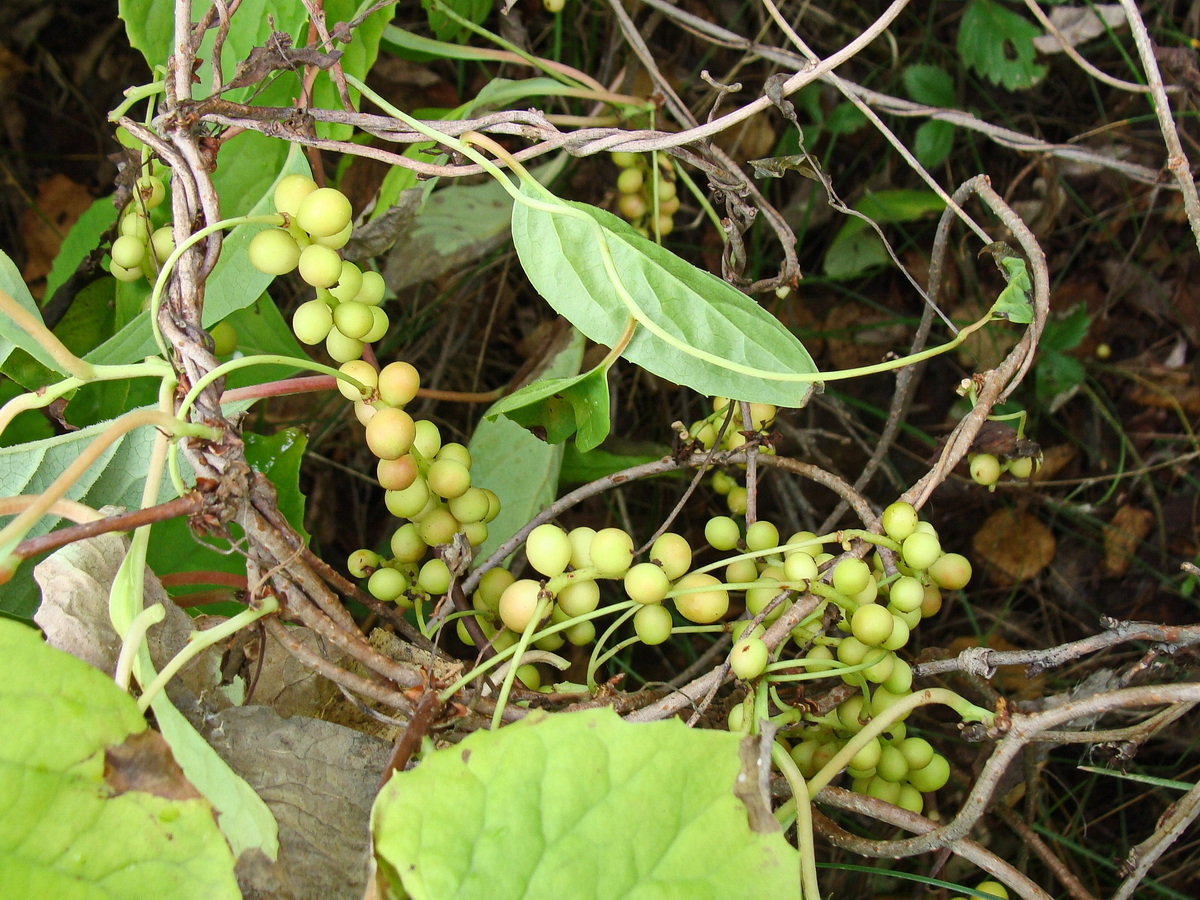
[901,531,942,570]
[111,234,146,269]
[378,454,418,492]
[248,227,301,275]
[729,637,769,680]
[557,579,600,616]
[135,174,166,209]
[616,167,644,194]
[624,563,670,604]
[365,407,416,460]
[448,487,490,525]
[297,187,352,238]
[969,453,1002,487]
[897,737,934,770]
[368,567,408,603]
[833,558,872,596]
[325,328,364,364]
[427,458,472,500]
[362,306,389,343]
[1006,456,1035,479]
[347,548,380,579]
[633,603,673,645]
[705,516,740,551]
[328,261,363,304]
[526,524,572,577]
[851,603,894,646]
[297,243,343,288]
[649,532,691,581]
[567,527,595,569]
[389,522,427,563]
[354,269,386,306]
[417,558,452,595]
[589,527,634,576]
[476,567,515,613]
[274,174,318,218]
[672,572,729,624]
[907,753,950,792]
[881,501,919,541]
[888,575,925,613]
[386,479,430,520]
[498,579,543,632]
[417,508,459,546]
[412,419,442,459]
[745,520,780,552]
[927,552,972,590]
[337,359,378,401]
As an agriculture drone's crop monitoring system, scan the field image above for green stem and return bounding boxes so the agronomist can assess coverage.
[772,741,822,900]
[490,596,551,729]
[137,597,279,712]
[109,80,166,121]
[0,288,94,380]
[114,604,165,692]
[586,603,639,690]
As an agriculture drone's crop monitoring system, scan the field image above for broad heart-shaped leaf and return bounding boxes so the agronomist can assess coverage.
[372,707,799,900]
[484,364,611,450]
[86,143,311,366]
[469,330,585,563]
[958,0,1047,91]
[512,184,820,410]
[0,619,239,898]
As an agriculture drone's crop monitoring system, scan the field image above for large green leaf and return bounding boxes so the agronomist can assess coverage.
[0,619,238,898]
[372,707,799,900]
[469,331,584,563]
[511,186,819,409]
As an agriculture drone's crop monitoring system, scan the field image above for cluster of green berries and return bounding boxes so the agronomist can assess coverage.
[108,173,175,284]
[344,359,500,610]
[716,500,972,817]
[247,174,388,363]
[968,451,1037,490]
[611,151,680,238]
[689,397,778,515]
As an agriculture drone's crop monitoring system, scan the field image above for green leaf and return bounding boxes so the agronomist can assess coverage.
[1040,302,1090,354]
[421,0,490,42]
[0,252,68,376]
[958,0,1047,91]
[914,120,955,169]
[45,197,119,301]
[86,143,311,366]
[511,185,820,409]
[469,332,585,563]
[983,247,1034,324]
[903,64,956,107]
[824,102,867,136]
[823,190,947,280]
[484,364,611,450]
[0,619,239,898]
[560,442,670,484]
[372,707,800,900]
[1035,351,1086,401]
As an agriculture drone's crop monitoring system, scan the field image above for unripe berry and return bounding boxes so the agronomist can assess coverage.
[274,174,318,218]
[150,226,175,265]
[832,558,872,596]
[362,306,389,344]
[901,531,941,571]
[297,243,343,288]
[377,361,420,408]
[135,174,166,209]
[209,320,238,356]
[557,579,600,616]
[426,458,472,500]
[744,520,780,552]
[248,227,301,275]
[726,486,748,516]
[851,603,894,646]
[417,508,459,546]
[881,501,919,541]
[624,563,670,604]
[729,637,769,680]
[616,167,644,194]
[325,328,364,364]
[526,524,573,577]
[354,269,386,306]
[1006,455,1035,479]
[969,453,1002,487]
[476,567,515,614]
[672,572,729,624]
[297,187,352,238]
[412,420,442,459]
[906,753,950,792]
[498,579,543,632]
[328,261,364,304]
[418,558,451,595]
[111,234,147,269]
[567,527,595,569]
[565,620,595,646]
[448,487,490,525]
[368,567,408,603]
[704,516,740,551]
[347,548,380,579]
[589,527,634,576]
[633,603,673,645]
[389,522,427,564]
[313,220,352,250]
[337,359,378,401]
[649,532,691,581]
[365,407,416,460]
